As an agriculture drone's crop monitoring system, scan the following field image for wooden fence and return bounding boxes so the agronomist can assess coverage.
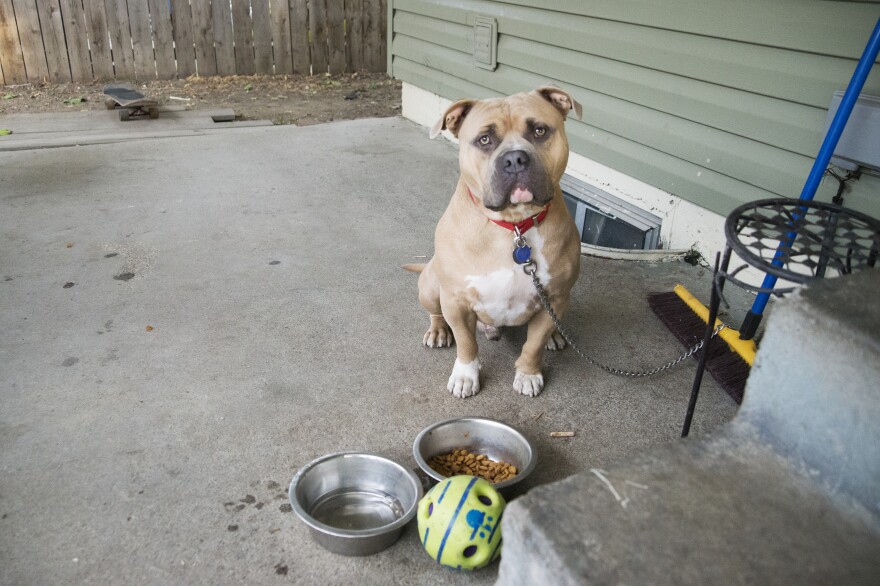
[0,0,386,85]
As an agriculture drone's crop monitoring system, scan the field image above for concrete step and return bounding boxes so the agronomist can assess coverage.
[498,269,880,585]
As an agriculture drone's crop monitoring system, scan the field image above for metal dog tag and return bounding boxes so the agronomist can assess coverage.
[513,245,532,264]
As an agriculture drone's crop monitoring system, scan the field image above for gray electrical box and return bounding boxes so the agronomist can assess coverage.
[825,91,880,172]
[473,17,497,70]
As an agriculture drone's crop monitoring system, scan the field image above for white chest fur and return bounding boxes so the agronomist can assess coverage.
[464,231,552,327]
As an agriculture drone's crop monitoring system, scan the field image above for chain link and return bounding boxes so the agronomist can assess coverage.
[524,263,725,377]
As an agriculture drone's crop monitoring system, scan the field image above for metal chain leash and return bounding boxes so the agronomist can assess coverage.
[515,229,725,377]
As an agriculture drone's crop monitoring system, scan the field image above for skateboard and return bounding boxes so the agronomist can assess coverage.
[103,85,159,121]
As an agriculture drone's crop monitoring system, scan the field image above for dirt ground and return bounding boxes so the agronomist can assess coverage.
[0,72,401,126]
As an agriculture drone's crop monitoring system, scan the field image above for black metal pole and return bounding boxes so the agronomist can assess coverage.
[681,249,731,437]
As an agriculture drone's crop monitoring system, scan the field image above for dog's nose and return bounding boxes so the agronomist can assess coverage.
[501,150,530,174]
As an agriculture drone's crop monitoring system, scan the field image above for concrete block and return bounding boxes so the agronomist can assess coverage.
[738,269,880,516]
[499,431,880,585]
[498,269,880,585]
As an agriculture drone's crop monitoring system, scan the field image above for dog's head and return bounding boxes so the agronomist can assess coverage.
[430,87,582,214]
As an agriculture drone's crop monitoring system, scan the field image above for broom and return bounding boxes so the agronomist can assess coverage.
[647,284,756,403]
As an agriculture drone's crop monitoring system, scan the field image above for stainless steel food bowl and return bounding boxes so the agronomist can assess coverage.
[413,417,537,492]
[289,452,423,556]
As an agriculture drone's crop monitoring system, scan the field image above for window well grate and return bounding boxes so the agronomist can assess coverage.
[560,175,662,250]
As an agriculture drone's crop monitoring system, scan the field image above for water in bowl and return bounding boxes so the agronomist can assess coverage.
[310,488,406,531]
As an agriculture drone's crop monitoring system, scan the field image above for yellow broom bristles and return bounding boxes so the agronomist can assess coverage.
[673,284,757,366]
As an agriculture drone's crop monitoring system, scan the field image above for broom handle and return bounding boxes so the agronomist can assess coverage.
[740,17,880,340]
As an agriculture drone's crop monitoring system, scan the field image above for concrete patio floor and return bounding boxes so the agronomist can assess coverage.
[0,116,746,584]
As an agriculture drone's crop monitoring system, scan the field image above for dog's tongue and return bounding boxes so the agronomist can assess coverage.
[510,186,534,204]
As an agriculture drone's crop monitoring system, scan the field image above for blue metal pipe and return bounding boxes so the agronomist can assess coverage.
[741,17,880,338]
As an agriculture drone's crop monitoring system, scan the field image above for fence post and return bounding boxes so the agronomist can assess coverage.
[171,0,197,78]
[290,0,310,74]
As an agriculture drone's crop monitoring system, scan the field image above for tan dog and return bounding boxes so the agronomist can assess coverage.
[407,87,583,398]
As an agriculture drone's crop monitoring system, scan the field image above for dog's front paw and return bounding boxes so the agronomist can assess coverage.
[447,358,481,398]
[513,371,544,397]
[545,330,566,351]
[423,318,454,348]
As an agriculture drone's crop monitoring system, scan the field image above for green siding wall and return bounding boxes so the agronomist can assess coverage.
[389,0,880,218]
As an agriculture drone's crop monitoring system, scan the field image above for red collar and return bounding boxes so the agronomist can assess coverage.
[467,188,551,234]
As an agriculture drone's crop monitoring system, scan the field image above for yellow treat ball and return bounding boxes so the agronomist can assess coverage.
[417,475,505,570]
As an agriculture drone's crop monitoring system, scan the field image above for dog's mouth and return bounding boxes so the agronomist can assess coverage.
[510,185,534,204]
[484,180,553,212]
[484,149,553,211]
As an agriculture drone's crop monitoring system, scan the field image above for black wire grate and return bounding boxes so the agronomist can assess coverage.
[724,198,880,291]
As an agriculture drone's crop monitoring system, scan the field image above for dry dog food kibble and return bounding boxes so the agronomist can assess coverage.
[428,448,518,484]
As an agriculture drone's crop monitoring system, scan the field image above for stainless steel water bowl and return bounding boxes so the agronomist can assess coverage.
[289,452,423,556]
[413,417,537,492]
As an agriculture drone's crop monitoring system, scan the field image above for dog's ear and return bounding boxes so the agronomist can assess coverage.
[430,99,476,139]
[533,86,582,120]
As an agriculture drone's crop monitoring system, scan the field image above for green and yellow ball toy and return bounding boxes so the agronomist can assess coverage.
[417,475,506,570]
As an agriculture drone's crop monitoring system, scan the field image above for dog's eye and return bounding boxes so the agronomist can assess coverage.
[534,127,546,138]
[479,135,491,146]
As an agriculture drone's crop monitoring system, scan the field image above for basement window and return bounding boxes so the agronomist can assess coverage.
[560,175,661,250]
